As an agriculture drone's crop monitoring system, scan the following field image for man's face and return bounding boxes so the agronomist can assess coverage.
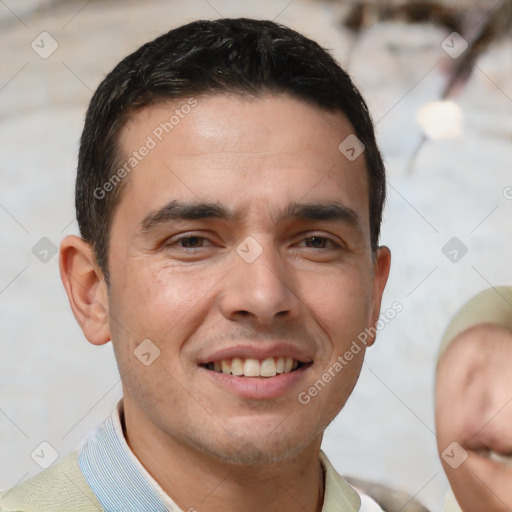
[436,325,512,511]
[106,94,389,464]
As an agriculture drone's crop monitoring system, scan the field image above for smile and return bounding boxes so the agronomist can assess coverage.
[201,356,313,400]
[203,357,305,377]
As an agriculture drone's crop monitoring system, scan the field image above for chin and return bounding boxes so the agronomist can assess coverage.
[193,423,318,466]
[448,452,512,512]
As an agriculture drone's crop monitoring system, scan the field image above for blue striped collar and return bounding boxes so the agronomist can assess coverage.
[78,400,181,512]
[77,400,366,512]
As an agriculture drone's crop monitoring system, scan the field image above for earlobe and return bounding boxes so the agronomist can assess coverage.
[59,235,111,346]
[367,245,391,347]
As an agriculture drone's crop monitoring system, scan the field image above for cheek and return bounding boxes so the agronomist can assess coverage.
[301,350,365,432]
[435,395,455,454]
[301,267,374,341]
[108,262,220,361]
[120,261,208,315]
[435,370,468,452]
[436,351,483,446]
[296,270,371,416]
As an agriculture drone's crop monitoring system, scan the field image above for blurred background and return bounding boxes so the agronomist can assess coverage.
[1,1,511,511]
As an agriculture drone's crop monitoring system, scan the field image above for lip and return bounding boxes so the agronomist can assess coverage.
[198,343,314,365]
[201,362,312,400]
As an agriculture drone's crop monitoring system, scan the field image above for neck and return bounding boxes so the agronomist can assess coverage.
[122,402,325,512]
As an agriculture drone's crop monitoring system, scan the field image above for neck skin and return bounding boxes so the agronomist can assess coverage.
[122,401,325,512]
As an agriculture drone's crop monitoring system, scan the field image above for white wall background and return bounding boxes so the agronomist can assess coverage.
[1,1,511,511]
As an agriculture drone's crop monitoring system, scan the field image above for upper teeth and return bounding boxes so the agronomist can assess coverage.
[488,451,512,467]
[208,357,299,377]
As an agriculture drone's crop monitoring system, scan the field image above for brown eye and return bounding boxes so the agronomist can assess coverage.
[304,236,330,249]
[178,236,205,248]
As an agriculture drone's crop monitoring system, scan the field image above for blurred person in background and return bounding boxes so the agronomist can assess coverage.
[436,286,512,512]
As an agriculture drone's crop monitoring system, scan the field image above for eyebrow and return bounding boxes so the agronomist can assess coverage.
[141,200,233,232]
[278,201,362,231]
[140,199,363,233]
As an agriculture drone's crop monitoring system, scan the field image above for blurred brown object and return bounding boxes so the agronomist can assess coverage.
[321,0,512,173]
[343,1,462,32]
[344,475,432,512]
[339,0,512,98]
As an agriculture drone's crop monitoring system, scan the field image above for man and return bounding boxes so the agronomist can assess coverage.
[436,286,512,512]
[0,18,391,511]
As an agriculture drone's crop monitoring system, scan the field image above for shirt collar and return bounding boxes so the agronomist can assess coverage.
[320,452,361,511]
[78,400,362,512]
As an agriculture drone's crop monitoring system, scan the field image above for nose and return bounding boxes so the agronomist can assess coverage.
[462,379,512,455]
[469,400,512,454]
[218,242,302,326]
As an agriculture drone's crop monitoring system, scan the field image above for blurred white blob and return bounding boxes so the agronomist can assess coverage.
[416,100,463,139]
[444,490,463,512]
[359,494,387,511]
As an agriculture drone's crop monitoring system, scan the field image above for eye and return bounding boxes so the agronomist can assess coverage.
[177,236,207,248]
[159,232,220,262]
[163,234,213,250]
[300,236,340,249]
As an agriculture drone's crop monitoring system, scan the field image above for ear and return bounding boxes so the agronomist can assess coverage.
[59,235,111,346]
[366,245,391,347]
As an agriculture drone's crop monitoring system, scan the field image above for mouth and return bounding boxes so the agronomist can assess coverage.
[200,355,313,400]
[476,449,512,468]
[201,357,308,378]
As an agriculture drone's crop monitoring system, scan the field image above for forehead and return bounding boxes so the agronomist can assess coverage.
[115,94,369,225]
